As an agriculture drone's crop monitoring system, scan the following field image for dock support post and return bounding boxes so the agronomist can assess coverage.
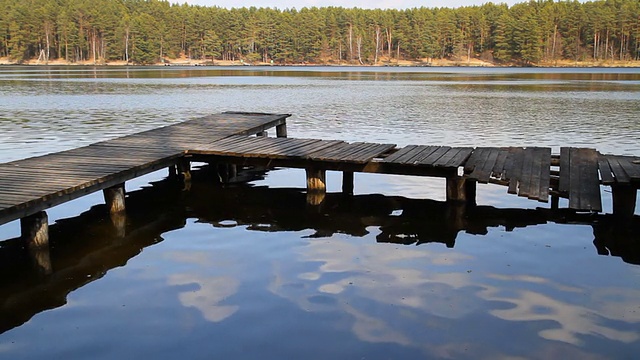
[446,177,467,203]
[228,164,237,181]
[103,183,126,214]
[178,159,191,182]
[342,171,354,195]
[276,123,287,138]
[257,131,268,137]
[306,168,326,205]
[465,180,477,206]
[21,211,49,249]
[612,185,637,218]
[306,168,326,193]
[21,211,52,274]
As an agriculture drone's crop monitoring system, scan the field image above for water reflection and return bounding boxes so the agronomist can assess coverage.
[0,166,638,345]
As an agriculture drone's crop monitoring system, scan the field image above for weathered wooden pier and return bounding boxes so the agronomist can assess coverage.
[1,112,638,251]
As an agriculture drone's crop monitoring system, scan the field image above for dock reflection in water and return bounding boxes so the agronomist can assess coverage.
[0,165,639,358]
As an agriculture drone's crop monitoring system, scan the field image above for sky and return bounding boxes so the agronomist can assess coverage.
[171,0,525,10]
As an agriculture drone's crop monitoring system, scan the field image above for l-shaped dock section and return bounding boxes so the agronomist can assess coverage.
[0,112,638,251]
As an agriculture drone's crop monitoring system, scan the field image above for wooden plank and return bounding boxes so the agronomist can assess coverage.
[336,143,379,162]
[408,146,441,165]
[463,148,486,174]
[383,145,420,163]
[568,148,581,209]
[606,156,631,184]
[288,140,345,158]
[506,148,525,194]
[343,144,396,163]
[417,146,451,166]
[397,145,432,164]
[306,142,356,161]
[526,147,550,201]
[433,148,465,167]
[500,147,518,181]
[537,147,551,203]
[597,153,616,185]
[559,147,570,193]
[473,148,501,183]
[444,147,474,168]
[576,148,602,212]
[518,148,535,197]
[491,148,510,178]
[618,156,640,181]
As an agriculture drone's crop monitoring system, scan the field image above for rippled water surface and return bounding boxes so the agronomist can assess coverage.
[0,66,639,359]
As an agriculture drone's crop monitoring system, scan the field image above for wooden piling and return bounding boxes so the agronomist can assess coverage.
[342,171,354,195]
[257,131,268,137]
[446,177,467,202]
[103,183,126,214]
[306,168,326,193]
[276,123,287,138]
[178,158,191,182]
[465,180,477,206]
[228,164,237,180]
[612,185,637,218]
[21,211,49,250]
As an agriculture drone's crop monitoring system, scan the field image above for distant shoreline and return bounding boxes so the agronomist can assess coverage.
[2,57,640,68]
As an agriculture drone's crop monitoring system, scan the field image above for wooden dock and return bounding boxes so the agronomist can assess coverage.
[0,112,639,250]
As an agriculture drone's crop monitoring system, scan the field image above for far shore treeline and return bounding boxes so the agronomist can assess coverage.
[1,0,639,65]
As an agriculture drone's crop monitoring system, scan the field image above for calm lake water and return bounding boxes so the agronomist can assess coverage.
[0,66,639,359]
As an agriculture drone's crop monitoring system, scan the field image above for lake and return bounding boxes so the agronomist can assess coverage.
[0,66,639,359]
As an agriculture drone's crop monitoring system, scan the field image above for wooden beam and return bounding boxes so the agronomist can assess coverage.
[103,183,126,214]
[342,171,354,195]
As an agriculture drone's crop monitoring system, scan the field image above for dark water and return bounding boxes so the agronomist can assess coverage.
[0,66,639,359]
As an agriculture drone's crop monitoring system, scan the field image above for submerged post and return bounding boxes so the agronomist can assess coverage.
[276,123,287,138]
[342,171,354,195]
[103,183,126,214]
[446,177,468,203]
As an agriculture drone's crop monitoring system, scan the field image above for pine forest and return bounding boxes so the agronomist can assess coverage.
[1,0,639,65]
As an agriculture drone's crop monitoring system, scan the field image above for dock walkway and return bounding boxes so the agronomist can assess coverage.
[1,112,638,248]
